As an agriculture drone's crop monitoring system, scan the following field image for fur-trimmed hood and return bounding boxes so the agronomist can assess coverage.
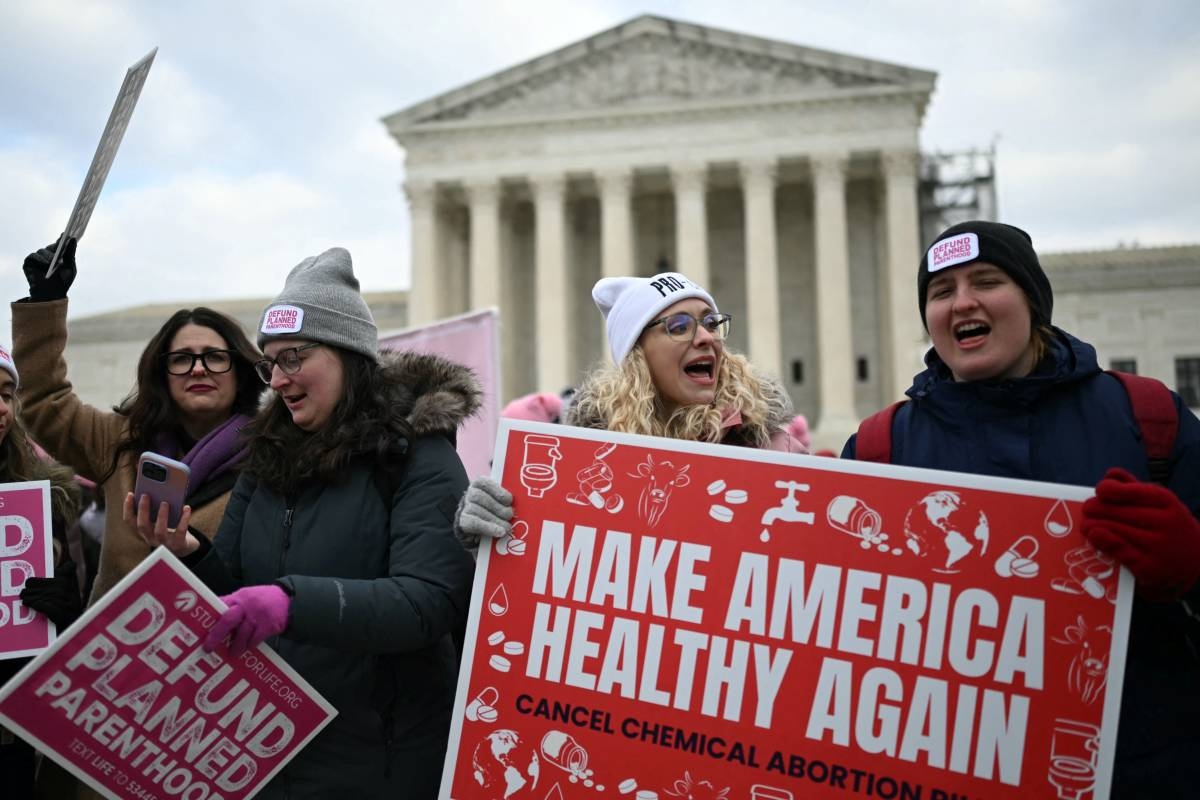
[246,349,481,491]
[378,350,483,437]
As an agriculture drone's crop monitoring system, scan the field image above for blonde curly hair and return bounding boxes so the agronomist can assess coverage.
[568,345,783,447]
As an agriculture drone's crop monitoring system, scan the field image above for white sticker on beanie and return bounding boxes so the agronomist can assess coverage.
[647,273,697,298]
[927,232,980,273]
[261,305,304,334]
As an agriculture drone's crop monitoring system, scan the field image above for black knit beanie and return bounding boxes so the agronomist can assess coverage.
[917,221,1052,329]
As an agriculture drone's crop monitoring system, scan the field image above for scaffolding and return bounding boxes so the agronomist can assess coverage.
[918,146,998,246]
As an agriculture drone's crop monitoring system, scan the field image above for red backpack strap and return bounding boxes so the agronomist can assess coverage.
[855,400,906,463]
[1107,370,1178,481]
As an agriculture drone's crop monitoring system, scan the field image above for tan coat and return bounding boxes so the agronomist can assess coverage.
[12,299,234,602]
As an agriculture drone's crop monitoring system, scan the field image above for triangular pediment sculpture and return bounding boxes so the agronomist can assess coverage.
[384,15,934,130]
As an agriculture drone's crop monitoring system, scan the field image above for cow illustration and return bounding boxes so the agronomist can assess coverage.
[665,772,730,800]
[1053,614,1112,706]
[629,455,690,527]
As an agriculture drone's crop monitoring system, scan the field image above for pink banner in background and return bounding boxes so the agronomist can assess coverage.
[1,481,55,659]
[380,308,501,479]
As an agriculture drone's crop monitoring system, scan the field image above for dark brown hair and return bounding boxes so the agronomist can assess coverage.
[243,348,413,493]
[103,308,263,483]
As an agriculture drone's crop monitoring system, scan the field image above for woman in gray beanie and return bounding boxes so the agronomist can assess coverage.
[135,247,481,798]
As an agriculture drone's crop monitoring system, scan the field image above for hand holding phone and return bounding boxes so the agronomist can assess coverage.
[133,452,190,529]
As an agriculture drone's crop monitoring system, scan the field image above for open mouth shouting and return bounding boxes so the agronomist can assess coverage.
[953,320,991,347]
[684,355,717,384]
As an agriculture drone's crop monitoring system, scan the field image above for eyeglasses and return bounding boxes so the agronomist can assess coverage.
[254,343,321,384]
[163,350,235,375]
[644,312,732,342]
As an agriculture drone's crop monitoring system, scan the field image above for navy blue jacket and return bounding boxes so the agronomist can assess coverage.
[844,329,1200,797]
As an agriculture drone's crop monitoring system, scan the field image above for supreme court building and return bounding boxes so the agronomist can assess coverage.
[383,15,940,444]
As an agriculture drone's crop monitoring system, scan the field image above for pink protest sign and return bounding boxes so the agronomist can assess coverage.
[442,421,1132,800]
[1,480,55,659]
[379,308,500,479]
[0,548,336,800]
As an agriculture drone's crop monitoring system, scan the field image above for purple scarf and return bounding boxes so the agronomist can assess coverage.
[155,413,253,491]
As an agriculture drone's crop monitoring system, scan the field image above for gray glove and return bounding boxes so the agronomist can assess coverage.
[454,476,514,551]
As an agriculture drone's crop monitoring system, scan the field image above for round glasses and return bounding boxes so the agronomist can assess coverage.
[254,343,321,384]
[163,350,234,375]
[644,312,732,342]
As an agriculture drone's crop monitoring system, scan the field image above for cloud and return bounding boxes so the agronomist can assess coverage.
[1,0,1197,343]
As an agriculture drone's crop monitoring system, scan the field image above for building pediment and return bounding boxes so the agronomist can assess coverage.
[384,15,935,132]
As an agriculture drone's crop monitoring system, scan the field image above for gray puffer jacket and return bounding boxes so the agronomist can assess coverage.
[191,351,480,799]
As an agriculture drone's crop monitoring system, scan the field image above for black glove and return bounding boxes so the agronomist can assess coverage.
[20,557,83,629]
[22,236,78,302]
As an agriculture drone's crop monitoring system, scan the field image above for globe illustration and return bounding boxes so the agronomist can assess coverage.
[472,729,540,799]
[903,490,990,572]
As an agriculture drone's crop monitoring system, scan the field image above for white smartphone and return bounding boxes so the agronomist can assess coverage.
[133,452,191,529]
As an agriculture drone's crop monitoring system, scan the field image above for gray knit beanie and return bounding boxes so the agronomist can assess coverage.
[258,247,378,360]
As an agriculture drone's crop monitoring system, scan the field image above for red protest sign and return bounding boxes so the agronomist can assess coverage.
[0,548,336,800]
[1,480,55,659]
[441,422,1131,800]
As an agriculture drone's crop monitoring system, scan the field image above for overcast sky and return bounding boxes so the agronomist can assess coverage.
[2,0,1197,333]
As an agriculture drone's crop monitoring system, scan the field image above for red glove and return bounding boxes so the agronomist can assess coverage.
[205,585,291,657]
[1082,467,1200,600]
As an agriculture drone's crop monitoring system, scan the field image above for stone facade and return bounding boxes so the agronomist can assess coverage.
[1045,245,1200,410]
[383,14,936,448]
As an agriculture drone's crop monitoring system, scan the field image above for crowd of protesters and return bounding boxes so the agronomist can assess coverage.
[2,219,1198,797]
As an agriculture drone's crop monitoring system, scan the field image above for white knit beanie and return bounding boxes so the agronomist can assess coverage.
[0,344,17,387]
[258,247,378,360]
[592,272,717,365]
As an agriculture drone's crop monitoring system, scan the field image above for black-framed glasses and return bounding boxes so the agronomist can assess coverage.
[163,350,235,375]
[254,343,321,384]
[644,312,732,342]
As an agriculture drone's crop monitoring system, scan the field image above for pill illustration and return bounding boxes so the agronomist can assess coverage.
[709,505,734,522]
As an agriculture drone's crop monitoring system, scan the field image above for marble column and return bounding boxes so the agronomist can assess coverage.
[532,172,571,391]
[882,149,926,401]
[740,157,782,377]
[404,180,439,326]
[597,168,634,357]
[466,179,502,312]
[812,151,857,441]
[671,161,709,287]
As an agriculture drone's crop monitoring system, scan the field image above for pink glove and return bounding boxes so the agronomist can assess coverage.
[1082,467,1200,600]
[205,585,291,657]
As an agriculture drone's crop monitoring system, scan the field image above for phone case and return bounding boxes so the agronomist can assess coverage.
[133,452,191,529]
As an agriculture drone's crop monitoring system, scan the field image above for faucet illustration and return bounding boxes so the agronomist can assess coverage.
[761,480,816,526]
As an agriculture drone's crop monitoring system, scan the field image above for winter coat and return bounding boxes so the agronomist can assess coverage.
[568,368,806,452]
[189,351,480,799]
[843,328,1200,796]
[11,298,238,601]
